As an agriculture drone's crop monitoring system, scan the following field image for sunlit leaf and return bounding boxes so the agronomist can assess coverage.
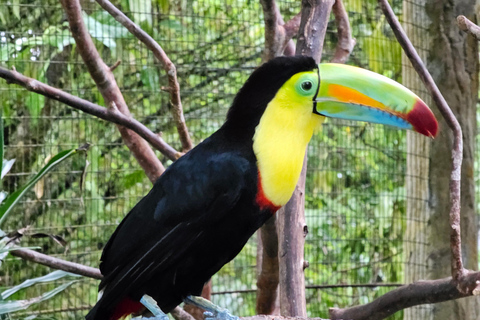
[0,281,76,314]
[2,159,15,179]
[0,192,7,205]
[2,270,80,299]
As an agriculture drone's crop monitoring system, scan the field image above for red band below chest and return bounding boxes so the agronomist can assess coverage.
[255,172,281,213]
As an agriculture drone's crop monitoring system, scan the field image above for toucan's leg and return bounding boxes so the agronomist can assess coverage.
[183,295,239,320]
[140,294,170,320]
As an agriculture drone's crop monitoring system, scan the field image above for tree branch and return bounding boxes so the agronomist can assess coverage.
[10,248,195,320]
[378,0,465,283]
[95,0,193,152]
[296,0,335,61]
[256,217,280,315]
[275,1,334,317]
[10,248,103,279]
[0,66,181,162]
[329,271,480,320]
[457,15,480,41]
[331,0,355,63]
[261,0,301,60]
[10,246,480,320]
[60,0,165,183]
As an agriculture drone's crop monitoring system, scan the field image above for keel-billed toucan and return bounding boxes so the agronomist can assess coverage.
[86,56,437,320]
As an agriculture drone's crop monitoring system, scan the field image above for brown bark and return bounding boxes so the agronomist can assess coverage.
[424,1,479,318]
[295,0,334,62]
[275,1,334,317]
[95,0,193,152]
[256,217,280,315]
[329,271,480,320]
[60,0,165,183]
[0,66,181,161]
[12,246,480,320]
[257,1,301,314]
[260,0,300,61]
[402,1,434,318]
[330,0,355,63]
[277,156,308,317]
[379,0,480,318]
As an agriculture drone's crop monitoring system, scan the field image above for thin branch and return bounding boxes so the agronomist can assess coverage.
[283,13,302,56]
[261,0,300,59]
[329,271,480,320]
[10,248,103,279]
[283,13,302,40]
[457,15,480,40]
[60,0,165,183]
[10,247,480,320]
[0,66,181,161]
[171,305,198,320]
[95,0,193,152]
[331,0,355,63]
[10,248,195,320]
[379,0,465,283]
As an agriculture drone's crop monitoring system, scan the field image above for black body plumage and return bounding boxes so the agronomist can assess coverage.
[86,56,318,320]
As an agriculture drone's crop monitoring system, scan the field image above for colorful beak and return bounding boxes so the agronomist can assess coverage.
[314,63,438,137]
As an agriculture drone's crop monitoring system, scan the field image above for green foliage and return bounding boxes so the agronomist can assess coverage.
[0,0,412,318]
[0,146,88,226]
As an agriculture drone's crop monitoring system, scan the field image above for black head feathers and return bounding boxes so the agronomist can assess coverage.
[223,56,317,135]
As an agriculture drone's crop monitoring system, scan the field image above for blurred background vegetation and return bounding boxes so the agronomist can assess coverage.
[0,0,456,319]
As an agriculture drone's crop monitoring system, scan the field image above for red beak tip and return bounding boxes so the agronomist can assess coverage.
[407,99,439,138]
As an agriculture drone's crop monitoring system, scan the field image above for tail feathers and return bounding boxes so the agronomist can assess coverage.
[86,296,144,320]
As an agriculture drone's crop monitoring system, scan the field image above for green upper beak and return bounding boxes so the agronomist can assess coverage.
[314,63,438,138]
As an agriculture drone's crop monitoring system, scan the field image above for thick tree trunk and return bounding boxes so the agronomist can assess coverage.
[404,0,479,319]
[402,2,434,319]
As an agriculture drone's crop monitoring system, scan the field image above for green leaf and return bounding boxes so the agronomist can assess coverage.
[157,0,169,12]
[129,0,152,26]
[0,281,76,314]
[82,11,130,49]
[26,91,45,120]
[0,145,89,226]
[2,270,80,299]
[12,0,20,20]
[159,18,183,31]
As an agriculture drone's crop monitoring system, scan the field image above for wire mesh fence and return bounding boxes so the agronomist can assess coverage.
[0,0,436,319]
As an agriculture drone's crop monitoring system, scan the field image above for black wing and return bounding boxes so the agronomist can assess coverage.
[96,149,251,310]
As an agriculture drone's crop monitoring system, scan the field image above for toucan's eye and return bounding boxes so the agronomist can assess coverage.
[294,72,318,97]
[301,81,313,91]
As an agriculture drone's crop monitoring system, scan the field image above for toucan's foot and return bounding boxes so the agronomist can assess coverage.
[183,296,239,320]
[140,294,170,320]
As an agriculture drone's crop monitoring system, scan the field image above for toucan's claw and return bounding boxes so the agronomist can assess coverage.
[184,296,239,320]
[140,294,170,320]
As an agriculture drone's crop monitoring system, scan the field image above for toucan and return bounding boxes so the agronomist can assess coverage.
[86,56,437,320]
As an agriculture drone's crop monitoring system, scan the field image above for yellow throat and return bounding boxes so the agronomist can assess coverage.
[253,71,324,207]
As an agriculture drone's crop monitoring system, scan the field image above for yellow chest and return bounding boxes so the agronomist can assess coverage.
[253,89,324,208]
